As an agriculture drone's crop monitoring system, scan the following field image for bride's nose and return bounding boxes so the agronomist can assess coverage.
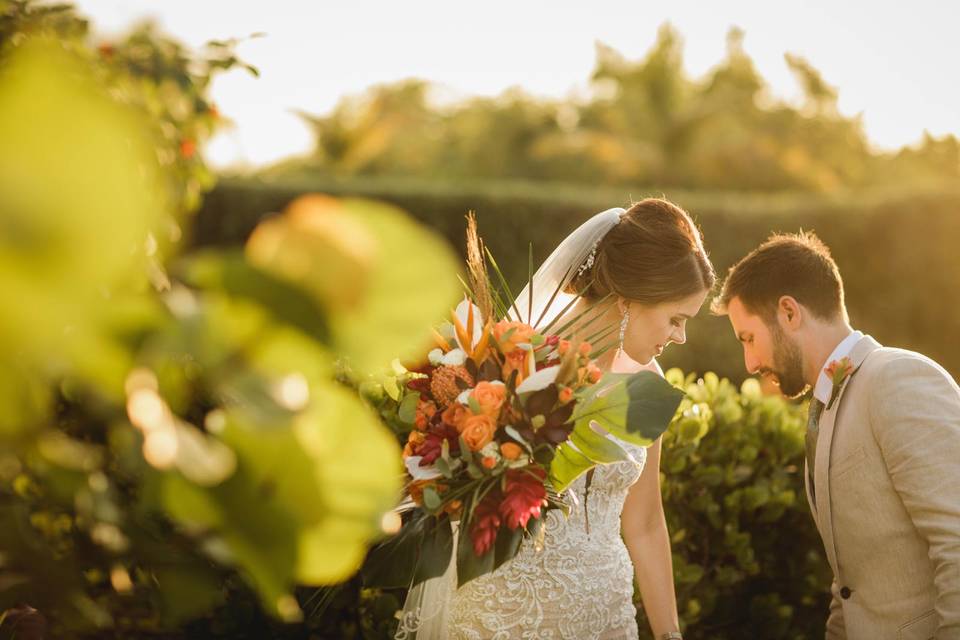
[670,325,687,345]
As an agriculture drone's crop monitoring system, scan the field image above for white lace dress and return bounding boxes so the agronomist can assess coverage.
[448,439,647,639]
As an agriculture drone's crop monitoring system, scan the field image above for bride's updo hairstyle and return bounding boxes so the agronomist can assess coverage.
[567,198,715,303]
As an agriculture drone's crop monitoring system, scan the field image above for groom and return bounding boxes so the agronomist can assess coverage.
[712,231,960,639]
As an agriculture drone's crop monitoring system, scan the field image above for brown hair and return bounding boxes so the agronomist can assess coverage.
[568,198,715,303]
[712,231,846,321]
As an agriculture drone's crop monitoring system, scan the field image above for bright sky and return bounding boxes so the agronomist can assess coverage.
[77,0,960,170]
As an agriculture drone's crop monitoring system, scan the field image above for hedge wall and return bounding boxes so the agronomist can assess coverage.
[195,176,960,383]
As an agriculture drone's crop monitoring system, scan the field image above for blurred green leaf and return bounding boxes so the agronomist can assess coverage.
[177,249,330,345]
[0,39,164,397]
[246,195,461,373]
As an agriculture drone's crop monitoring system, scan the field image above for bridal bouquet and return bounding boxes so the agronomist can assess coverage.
[362,216,684,588]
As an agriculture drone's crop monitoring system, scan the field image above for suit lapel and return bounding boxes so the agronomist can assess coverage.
[812,334,881,573]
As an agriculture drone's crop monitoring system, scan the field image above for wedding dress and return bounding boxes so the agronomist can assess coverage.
[449,439,646,639]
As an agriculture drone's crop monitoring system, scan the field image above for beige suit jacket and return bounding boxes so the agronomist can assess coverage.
[805,335,960,640]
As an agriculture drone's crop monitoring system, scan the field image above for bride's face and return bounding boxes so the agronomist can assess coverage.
[621,290,708,364]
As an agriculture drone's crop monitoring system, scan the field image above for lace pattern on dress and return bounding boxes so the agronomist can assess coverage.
[446,440,648,640]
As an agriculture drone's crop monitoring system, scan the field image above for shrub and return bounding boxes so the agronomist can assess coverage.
[646,370,830,639]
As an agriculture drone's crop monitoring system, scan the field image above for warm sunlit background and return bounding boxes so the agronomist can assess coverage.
[78,0,960,169]
[3,2,959,638]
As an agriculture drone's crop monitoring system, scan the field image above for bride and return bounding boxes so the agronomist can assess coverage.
[397,198,715,640]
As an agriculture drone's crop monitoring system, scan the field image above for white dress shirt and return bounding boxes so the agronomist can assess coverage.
[812,330,863,404]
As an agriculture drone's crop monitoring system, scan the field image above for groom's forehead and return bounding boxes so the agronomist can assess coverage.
[727,297,763,333]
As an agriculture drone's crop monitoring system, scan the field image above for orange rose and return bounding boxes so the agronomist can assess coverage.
[558,386,574,404]
[461,413,497,451]
[403,430,426,458]
[493,321,535,353]
[578,342,592,357]
[414,398,437,430]
[557,339,571,355]
[481,456,497,469]
[502,348,530,384]
[500,442,523,460]
[442,403,469,430]
[472,381,506,417]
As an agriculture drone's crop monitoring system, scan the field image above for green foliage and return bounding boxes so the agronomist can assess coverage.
[281,24,959,192]
[639,370,830,639]
[1,0,255,219]
[0,38,461,637]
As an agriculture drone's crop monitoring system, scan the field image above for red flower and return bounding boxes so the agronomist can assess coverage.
[406,363,435,394]
[470,492,502,556]
[499,468,547,530]
[418,423,460,466]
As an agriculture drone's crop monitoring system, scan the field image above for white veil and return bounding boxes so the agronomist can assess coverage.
[511,207,624,328]
[393,207,624,639]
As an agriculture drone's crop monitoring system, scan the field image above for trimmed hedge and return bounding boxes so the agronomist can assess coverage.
[195,175,960,383]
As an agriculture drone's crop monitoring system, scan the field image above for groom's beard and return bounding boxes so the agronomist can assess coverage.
[768,324,808,399]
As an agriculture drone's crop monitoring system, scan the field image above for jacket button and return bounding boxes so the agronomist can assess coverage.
[840,587,852,599]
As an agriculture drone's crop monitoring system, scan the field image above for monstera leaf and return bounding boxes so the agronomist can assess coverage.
[550,371,685,491]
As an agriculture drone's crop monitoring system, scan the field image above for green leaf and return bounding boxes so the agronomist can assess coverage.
[569,428,630,464]
[362,511,452,590]
[0,39,164,400]
[456,516,494,588]
[574,371,685,445]
[176,249,330,344]
[550,371,684,491]
[153,565,226,626]
[398,391,420,425]
[413,517,454,586]
[549,441,596,493]
[493,525,524,572]
[422,486,442,512]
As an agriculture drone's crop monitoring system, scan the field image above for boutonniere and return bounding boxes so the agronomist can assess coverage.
[824,356,854,410]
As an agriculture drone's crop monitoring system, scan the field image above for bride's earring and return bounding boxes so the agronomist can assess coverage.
[617,305,629,357]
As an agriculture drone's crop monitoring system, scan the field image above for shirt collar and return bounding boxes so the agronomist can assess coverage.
[812,330,863,404]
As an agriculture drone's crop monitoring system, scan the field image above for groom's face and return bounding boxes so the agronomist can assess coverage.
[727,297,808,398]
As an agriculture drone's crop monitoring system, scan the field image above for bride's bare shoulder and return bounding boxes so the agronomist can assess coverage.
[610,355,664,377]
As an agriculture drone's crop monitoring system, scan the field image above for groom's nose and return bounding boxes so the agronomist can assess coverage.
[744,350,760,374]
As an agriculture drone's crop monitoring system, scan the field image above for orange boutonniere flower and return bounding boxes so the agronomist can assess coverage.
[824,356,854,409]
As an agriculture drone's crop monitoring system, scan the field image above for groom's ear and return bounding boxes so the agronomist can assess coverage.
[777,295,803,330]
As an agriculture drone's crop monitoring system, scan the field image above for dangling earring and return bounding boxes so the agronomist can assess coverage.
[617,305,629,357]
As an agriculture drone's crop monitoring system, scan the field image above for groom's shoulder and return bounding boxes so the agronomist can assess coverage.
[863,345,958,391]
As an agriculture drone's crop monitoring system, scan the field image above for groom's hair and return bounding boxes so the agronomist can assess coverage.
[711,231,846,322]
